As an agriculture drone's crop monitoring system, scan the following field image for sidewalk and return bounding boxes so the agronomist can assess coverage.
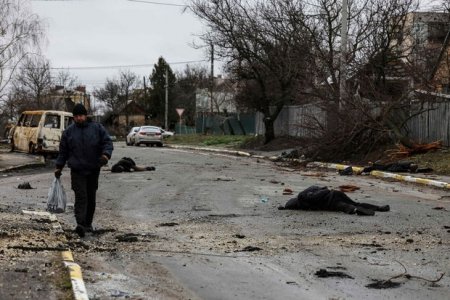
[0,150,87,300]
[0,150,46,172]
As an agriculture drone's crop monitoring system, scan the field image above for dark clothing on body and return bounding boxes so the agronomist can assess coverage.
[111,157,136,172]
[280,186,389,216]
[111,157,155,173]
[71,169,99,227]
[56,120,113,175]
[56,119,113,232]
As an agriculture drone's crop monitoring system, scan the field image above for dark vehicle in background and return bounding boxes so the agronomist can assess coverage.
[134,126,163,147]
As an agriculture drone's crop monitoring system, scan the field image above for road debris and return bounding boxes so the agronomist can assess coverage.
[339,185,360,192]
[235,246,262,252]
[314,268,354,279]
[157,222,179,227]
[366,261,445,289]
[282,188,294,195]
[386,141,442,160]
[116,234,139,243]
[17,182,33,189]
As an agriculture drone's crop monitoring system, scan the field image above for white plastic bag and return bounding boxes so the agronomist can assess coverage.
[47,178,67,213]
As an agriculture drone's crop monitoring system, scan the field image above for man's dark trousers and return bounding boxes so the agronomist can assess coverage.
[71,169,100,228]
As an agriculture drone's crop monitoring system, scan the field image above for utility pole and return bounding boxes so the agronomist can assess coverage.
[339,0,349,110]
[210,42,214,113]
[143,76,148,124]
[165,67,169,130]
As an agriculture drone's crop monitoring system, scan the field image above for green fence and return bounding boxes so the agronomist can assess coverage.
[195,113,255,135]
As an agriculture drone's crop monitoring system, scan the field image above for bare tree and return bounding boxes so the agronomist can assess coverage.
[294,0,430,159]
[0,0,44,98]
[190,0,312,143]
[173,64,209,126]
[94,78,121,123]
[11,55,52,109]
[118,70,140,128]
[54,70,79,89]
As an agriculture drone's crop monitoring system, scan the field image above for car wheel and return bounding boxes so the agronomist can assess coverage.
[157,143,163,147]
[135,142,140,146]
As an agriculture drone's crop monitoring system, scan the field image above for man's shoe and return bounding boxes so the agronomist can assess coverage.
[355,207,375,216]
[377,205,390,212]
[85,225,95,233]
[75,225,86,238]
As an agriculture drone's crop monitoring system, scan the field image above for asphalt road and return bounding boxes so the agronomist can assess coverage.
[2,142,449,299]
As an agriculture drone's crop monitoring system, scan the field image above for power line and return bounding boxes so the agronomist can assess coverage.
[49,59,207,70]
[127,0,188,7]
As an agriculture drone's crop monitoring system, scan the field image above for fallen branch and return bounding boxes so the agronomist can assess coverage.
[382,260,445,285]
[386,141,442,160]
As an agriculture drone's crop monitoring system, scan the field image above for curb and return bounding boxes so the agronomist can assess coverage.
[0,155,46,173]
[22,210,88,300]
[62,251,89,300]
[310,162,450,190]
[166,144,251,157]
[166,144,450,190]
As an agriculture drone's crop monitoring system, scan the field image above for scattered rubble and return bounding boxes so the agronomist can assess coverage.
[386,141,442,160]
[314,268,354,279]
[17,182,33,189]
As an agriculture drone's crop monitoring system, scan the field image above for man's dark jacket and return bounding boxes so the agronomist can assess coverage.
[56,120,113,175]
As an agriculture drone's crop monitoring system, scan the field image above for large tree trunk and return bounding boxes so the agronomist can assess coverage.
[263,117,275,144]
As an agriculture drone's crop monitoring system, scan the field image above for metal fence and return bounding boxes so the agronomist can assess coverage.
[195,113,256,135]
[406,101,450,146]
[255,102,450,146]
[255,105,326,138]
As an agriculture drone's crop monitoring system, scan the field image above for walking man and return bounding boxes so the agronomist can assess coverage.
[55,103,113,237]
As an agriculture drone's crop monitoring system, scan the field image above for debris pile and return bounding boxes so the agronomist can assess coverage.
[386,141,442,160]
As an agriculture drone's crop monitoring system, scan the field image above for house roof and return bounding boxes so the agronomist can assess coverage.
[430,27,450,80]
[121,100,146,114]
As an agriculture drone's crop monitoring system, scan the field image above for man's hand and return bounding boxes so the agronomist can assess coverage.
[54,169,62,178]
[99,154,109,166]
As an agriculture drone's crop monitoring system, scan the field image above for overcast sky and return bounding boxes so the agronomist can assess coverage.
[29,0,441,95]
[30,0,214,93]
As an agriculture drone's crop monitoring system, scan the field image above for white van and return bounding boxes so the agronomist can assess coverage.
[11,110,73,154]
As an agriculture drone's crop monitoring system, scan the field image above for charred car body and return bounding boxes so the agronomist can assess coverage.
[11,110,73,154]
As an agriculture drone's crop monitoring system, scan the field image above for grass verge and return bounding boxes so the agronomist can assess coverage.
[165,134,254,148]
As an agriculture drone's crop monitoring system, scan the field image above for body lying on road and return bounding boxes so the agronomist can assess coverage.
[111,157,156,173]
[278,185,390,216]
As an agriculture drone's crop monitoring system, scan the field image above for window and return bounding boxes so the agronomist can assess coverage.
[44,114,61,128]
[29,114,42,127]
[64,116,73,128]
[428,22,449,43]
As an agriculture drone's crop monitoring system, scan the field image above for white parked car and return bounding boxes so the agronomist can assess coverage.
[126,127,140,146]
[134,126,163,147]
[160,128,174,138]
